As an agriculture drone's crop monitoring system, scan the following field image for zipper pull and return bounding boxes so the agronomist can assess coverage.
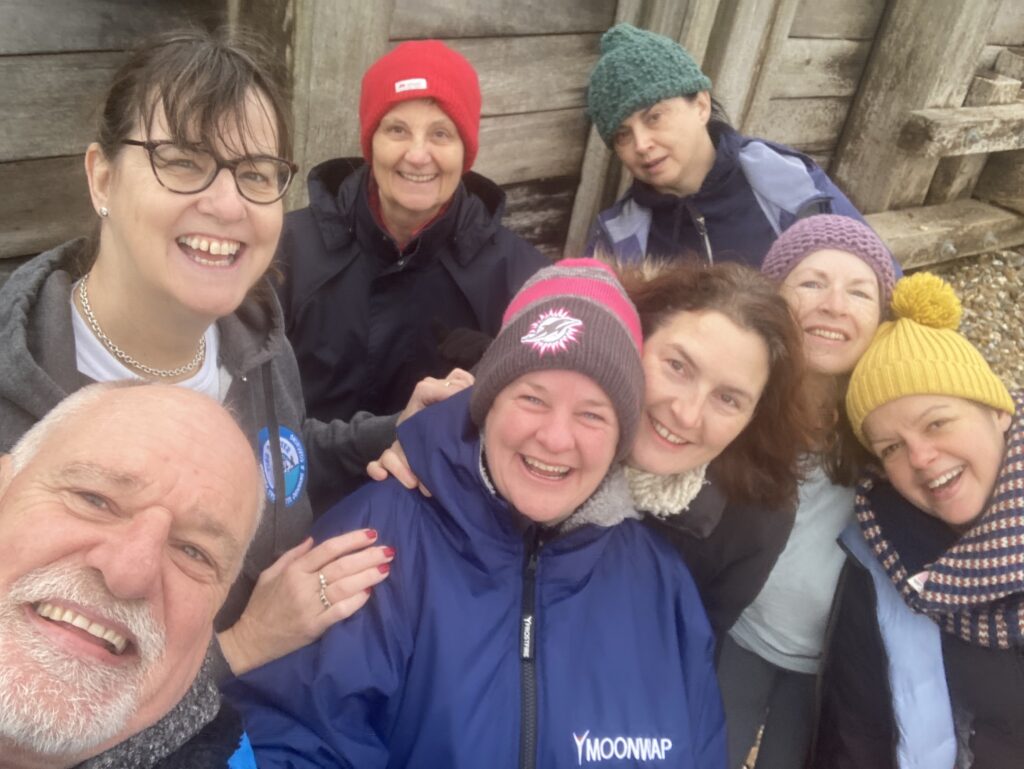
[685,203,714,265]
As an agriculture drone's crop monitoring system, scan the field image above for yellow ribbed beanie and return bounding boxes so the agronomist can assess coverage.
[846,272,1014,447]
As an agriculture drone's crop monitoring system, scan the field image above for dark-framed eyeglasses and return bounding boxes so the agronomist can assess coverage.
[121,139,298,204]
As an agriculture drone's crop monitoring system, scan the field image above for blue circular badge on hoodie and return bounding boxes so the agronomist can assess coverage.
[257,426,307,507]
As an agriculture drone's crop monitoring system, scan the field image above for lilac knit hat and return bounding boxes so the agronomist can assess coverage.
[761,215,897,307]
[470,258,645,461]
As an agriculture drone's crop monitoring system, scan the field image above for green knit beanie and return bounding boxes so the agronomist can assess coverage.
[586,23,712,147]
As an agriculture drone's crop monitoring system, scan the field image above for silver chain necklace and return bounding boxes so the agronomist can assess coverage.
[77,273,206,379]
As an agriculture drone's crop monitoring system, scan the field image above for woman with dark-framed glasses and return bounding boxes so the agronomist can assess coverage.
[0,28,464,681]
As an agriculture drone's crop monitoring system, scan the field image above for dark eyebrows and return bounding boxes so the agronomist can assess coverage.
[666,342,756,403]
[791,266,877,288]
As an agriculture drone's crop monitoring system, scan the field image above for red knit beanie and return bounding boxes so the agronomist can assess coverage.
[359,40,481,173]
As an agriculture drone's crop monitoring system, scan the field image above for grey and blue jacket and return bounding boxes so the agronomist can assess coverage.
[588,127,865,268]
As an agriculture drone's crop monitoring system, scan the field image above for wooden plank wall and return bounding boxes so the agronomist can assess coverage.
[0,0,225,271]
[740,0,887,171]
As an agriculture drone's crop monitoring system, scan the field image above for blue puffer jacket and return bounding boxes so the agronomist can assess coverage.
[225,389,725,769]
[587,127,866,268]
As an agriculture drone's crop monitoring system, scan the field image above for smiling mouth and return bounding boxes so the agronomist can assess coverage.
[650,416,687,446]
[806,327,847,342]
[397,170,439,183]
[177,235,242,267]
[927,466,964,492]
[34,602,129,655]
[522,455,571,479]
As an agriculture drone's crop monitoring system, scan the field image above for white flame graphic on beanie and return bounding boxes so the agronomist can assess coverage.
[520,309,583,355]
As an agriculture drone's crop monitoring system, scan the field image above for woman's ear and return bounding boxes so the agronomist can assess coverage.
[84,142,112,216]
[695,91,712,125]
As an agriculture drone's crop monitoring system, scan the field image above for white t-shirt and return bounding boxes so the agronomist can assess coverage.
[70,294,226,402]
[728,462,854,674]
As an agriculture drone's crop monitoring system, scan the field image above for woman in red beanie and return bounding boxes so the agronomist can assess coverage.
[275,41,548,510]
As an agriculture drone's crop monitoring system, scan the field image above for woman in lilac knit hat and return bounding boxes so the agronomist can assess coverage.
[717,214,897,769]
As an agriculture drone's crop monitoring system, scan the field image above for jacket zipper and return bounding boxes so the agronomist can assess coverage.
[685,202,714,265]
[518,528,541,769]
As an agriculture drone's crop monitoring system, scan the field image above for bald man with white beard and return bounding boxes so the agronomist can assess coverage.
[0,382,264,769]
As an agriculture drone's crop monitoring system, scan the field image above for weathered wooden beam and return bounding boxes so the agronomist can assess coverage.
[561,0,646,258]
[975,149,1024,216]
[476,109,589,187]
[0,53,122,162]
[703,0,802,130]
[756,96,852,153]
[927,73,1023,204]
[285,0,395,210]
[866,199,1024,270]
[990,0,1024,46]
[0,156,92,259]
[899,103,1024,157]
[788,0,887,40]
[502,177,574,260]
[994,47,1024,82]
[445,34,599,116]
[831,0,1002,213]
[390,0,616,38]
[0,0,219,55]
[678,0,722,66]
[772,39,872,99]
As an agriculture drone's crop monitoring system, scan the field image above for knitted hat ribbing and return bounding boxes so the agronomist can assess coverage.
[846,272,1015,446]
[761,215,897,308]
[360,40,481,172]
[586,23,712,147]
[470,258,645,461]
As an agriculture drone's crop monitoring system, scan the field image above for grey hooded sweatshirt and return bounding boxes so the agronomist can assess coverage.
[0,239,397,627]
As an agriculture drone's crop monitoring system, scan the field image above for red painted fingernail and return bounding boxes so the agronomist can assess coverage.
[366,529,378,541]
[378,563,391,575]
[382,546,396,559]
[365,586,373,595]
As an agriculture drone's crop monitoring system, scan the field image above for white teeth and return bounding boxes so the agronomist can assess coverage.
[928,467,963,490]
[35,602,129,655]
[398,171,438,182]
[177,235,241,257]
[652,418,685,445]
[808,328,846,341]
[523,456,570,475]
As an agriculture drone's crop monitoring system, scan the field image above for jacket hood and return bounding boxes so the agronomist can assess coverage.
[396,387,638,554]
[0,242,89,429]
[0,240,291,433]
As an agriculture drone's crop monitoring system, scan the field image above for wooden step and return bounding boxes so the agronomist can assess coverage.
[899,102,1024,157]
[866,199,1024,270]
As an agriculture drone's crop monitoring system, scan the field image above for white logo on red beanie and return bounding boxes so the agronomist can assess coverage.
[395,78,428,93]
[520,309,583,355]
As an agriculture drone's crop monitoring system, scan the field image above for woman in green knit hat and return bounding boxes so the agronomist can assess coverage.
[811,272,1023,768]
[585,23,867,269]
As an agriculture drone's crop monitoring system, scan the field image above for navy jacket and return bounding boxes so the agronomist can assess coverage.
[226,389,726,768]
[812,476,1024,768]
[588,126,866,268]
[275,159,547,423]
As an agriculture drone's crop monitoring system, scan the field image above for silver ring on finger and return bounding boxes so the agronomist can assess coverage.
[317,571,331,610]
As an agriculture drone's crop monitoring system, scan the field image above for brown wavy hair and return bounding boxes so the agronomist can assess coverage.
[617,260,815,509]
[74,27,291,307]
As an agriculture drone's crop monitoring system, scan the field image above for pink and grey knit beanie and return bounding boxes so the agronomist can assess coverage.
[761,215,897,307]
[470,258,645,461]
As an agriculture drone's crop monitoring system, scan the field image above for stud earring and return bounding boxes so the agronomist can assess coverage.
[98,206,109,218]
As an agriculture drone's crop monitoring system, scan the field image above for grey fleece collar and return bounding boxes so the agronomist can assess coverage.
[75,646,221,769]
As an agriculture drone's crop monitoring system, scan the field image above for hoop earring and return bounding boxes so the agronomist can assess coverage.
[98,206,109,218]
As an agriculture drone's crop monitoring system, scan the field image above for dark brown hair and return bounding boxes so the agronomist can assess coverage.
[76,27,292,280]
[618,260,815,509]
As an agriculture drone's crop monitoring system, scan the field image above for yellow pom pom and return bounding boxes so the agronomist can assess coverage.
[890,272,962,330]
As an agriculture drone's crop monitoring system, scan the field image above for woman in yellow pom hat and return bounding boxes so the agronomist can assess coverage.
[811,272,1023,768]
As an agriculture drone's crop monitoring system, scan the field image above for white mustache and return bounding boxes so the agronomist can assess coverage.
[7,564,165,664]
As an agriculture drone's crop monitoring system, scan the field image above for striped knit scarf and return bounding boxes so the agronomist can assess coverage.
[855,389,1024,650]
